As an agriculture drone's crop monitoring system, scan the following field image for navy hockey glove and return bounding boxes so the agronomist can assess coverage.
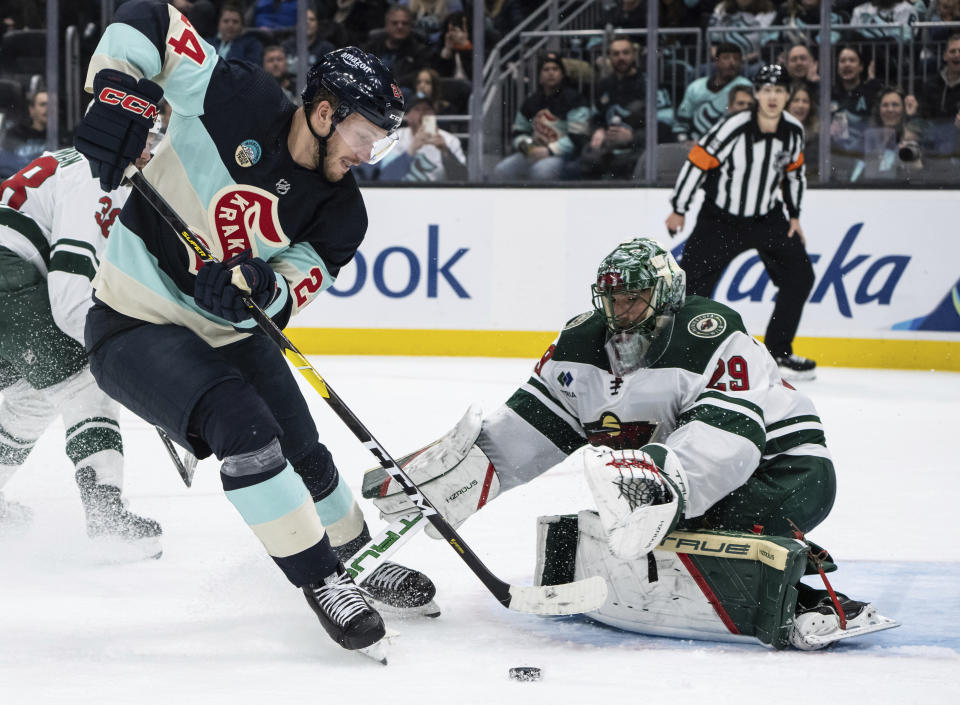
[74,69,163,191]
[194,252,278,323]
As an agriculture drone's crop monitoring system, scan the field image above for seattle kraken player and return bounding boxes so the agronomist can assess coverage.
[73,0,432,659]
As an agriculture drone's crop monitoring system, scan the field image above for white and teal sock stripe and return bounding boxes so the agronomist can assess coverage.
[313,474,365,548]
[225,462,339,586]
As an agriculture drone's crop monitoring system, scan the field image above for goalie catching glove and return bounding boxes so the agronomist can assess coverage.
[579,443,689,560]
[362,404,500,539]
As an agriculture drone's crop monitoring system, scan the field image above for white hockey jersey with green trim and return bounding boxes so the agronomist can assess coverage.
[0,148,129,344]
[477,297,831,519]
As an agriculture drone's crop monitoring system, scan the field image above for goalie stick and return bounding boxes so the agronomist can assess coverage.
[123,166,607,616]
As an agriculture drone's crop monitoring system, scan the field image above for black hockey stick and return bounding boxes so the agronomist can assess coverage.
[123,166,606,616]
[155,426,197,487]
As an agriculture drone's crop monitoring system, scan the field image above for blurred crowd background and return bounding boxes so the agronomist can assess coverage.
[1,0,958,186]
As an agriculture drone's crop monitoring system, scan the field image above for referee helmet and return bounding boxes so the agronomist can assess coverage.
[753,64,790,89]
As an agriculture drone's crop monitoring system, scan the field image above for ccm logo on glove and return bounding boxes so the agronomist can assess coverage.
[97,87,160,119]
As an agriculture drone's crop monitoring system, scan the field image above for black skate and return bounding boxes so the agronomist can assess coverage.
[0,492,33,536]
[361,561,440,618]
[790,594,899,650]
[303,563,388,663]
[75,467,162,560]
[774,353,817,382]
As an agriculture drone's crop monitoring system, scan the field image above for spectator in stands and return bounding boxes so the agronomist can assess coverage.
[415,67,457,113]
[785,43,819,93]
[774,0,846,46]
[918,33,960,156]
[863,88,929,179]
[492,52,590,182]
[263,45,298,103]
[365,4,434,88]
[403,0,462,46]
[674,43,752,141]
[829,45,882,168]
[786,84,820,179]
[708,0,778,67]
[436,11,474,81]
[208,3,264,66]
[599,0,647,28]
[850,0,922,41]
[367,97,468,180]
[581,37,652,180]
[320,0,390,46]
[254,0,298,28]
[0,90,46,179]
[727,84,756,112]
[282,7,335,73]
[927,0,959,43]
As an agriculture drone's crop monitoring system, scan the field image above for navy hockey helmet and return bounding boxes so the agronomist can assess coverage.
[753,64,790,89]
[302,47,404,136]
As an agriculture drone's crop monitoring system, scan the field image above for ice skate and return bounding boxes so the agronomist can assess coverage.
[75,467,162,560]
[789,594,899,650]
[0,493,33,536]
[361,561,440,618]
[774,353,817,382]
[303,563,388,664]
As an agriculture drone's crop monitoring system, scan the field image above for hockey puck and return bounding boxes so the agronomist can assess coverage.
[508,666,542,682]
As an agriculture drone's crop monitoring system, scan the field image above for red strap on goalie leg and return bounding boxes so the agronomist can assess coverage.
[788,518,847,630]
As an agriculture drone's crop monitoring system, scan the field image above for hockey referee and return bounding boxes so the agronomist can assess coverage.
[665,64,816,380]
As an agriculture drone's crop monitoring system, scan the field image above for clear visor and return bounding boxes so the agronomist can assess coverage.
[594,287,656,333]
[334,113,398,165]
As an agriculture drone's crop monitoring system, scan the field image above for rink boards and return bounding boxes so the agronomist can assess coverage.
[288,187,960,371]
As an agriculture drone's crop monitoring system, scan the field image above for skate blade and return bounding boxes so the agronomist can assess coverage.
[88,535,163,563]
[357,638,390,665]
[803,615,900,648]
[370,598,440,619]
[779,368,816,382]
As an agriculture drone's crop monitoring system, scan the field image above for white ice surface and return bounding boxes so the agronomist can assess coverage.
[1,359,958,704]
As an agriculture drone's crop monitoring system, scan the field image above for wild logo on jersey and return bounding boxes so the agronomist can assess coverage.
[584,412,658,449]
[188,185,288,272]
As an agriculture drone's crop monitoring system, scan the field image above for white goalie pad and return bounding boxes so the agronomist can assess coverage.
[367,403,500,539]
[579,444,687,560]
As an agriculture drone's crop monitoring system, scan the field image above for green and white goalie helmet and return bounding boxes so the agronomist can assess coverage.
[592,238,686,374]
[591,237,686,335]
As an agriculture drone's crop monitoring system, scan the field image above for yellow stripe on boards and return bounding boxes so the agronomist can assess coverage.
[285,329,960,372]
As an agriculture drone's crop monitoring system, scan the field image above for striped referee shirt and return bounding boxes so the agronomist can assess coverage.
[670,108,806,219]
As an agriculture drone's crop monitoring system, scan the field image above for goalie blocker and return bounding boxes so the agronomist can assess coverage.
[535,511,898,649]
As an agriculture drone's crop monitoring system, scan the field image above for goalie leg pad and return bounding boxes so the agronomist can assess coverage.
[535,511,810,648]
[363,404,500,539]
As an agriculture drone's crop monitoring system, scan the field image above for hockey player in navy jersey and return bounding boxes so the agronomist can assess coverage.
[367,238,898,650]
[73,0,433,659]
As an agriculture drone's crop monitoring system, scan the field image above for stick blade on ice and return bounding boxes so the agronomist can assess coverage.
[507,575,608,615]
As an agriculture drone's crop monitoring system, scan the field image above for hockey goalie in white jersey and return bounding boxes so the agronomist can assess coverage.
[367,237,898,650]
[0,142,162,557]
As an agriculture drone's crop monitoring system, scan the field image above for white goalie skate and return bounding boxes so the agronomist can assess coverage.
[789,595,899,650]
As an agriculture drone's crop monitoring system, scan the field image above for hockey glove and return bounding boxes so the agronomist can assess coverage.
[74,69,163,191]
[194,251,278,323]
[362,404,500,539]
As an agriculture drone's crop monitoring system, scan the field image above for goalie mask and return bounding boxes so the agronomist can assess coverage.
[592,238,686,374]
